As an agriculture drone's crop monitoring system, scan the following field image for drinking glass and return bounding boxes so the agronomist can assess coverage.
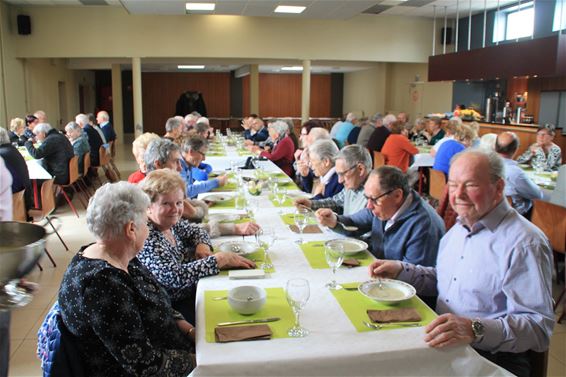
[256,227,275,270]
[324,242,345,290]
[293,207,310,244]
[286,278,310,337]
[274,186,287,213]
[246,197,259,219]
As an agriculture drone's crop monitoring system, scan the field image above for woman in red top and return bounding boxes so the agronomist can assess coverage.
[381,120,418,172]
[258,120,295,177]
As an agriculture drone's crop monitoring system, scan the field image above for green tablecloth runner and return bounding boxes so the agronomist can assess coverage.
[298,241,375,269]
[331,282,437,332]
[204,287,294,342]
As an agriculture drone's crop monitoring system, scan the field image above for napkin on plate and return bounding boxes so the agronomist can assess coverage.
[214,324,272,343]
[342,258,361,267]
[289,225,322,234]
[367,308,422,323]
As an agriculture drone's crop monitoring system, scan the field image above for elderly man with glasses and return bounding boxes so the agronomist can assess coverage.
[294,145,371,215]
[316,165,444,267]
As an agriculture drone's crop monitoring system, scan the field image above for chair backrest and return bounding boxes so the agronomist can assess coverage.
[531,199,566,254]
[98,146,110,166]
[550,164,566,207]
[12,189,27,221]
[67,156,79,185]
[83,152,91,172]
[40,179,57,217]
[373,151,385,168]
[429,168,446,201]
[109,140,116,158]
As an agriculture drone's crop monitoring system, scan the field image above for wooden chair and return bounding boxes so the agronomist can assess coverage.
[28,178,69,252]
[428,168,446,201]
[12,189,27,222]
[531,199,566,323]
[57,156,85,217]
[373,151,385,168]
[98,145,118,184]
[108,141,121,180]
[527,350,548,377]
[77,151,93,197]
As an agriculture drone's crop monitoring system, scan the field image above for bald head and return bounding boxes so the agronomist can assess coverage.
[495,132,519,158]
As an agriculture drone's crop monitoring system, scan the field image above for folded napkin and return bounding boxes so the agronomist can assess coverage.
[214,324,272,343]
[342,258,361,267]
[289,224,322,234]
[367,308,422,323]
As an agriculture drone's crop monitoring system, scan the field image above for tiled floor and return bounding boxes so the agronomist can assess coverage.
[6,140,566,376]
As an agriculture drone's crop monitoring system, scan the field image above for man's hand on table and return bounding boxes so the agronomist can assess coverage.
[234,222,260,235]
[368,260,402,279]
[294,198,312,209]
[424,313,475,348]
[216,174,228,186]
[315,208,337,228]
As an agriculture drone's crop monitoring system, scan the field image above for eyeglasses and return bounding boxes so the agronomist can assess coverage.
[364,189,395,205]
[336,164,358,178]
[193,150,206,158]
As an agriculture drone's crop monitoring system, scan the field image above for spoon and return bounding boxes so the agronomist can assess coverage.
[363,321,421,330]
[337,221,358,232]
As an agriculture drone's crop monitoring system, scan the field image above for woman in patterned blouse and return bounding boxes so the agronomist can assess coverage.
[517,124,562,171]
[138,169,255,322]
[58,181,195,376]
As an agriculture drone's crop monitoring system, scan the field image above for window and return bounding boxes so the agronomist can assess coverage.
[493,2,534,43]
[553,0,566,32]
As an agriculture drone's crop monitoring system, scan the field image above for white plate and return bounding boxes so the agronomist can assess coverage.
[325,238,368,256]
[201,194,232,203]
[358,279,416,304]
[208,213,242,223]
[217,241,258,255]
[286,191,312,199]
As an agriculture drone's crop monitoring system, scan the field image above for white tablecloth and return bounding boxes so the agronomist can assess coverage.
[26,160,52,180]
[192,148,510,377]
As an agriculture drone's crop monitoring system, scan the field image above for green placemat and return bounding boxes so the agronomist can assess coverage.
[417,146,432,153]
[299,241,375,269]
[331,283,437,332]
[204,287,294,342]
[208,198,236,209]
[208,152,227,157]
[270,196,294,207]
[237,149,254,156]
[280,213,317,226]
[217,249,275,275]
[211,182,238,192]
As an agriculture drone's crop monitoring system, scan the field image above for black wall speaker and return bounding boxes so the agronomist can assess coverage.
[17,15,31,35]
[440,27,453,45]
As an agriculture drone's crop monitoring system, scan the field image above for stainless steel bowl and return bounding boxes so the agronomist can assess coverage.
[0,221,46,283]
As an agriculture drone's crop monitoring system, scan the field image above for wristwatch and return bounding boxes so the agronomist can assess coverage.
[471,318,485,342]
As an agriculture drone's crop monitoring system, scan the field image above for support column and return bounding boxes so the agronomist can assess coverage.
[301,60,311,124]
[249,64,259,115]
[111,64,124,143]
[132,57,143,138]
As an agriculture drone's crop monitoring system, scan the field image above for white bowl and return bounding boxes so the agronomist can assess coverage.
[358,279,416,305]
[325,239,368,256]
[228,286,266,315]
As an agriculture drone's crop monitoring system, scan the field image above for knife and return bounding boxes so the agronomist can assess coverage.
[217,317,280,327]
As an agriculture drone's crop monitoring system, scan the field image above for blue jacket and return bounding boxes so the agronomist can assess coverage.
[311,171,343,200]
[433,139,465,175]
[244,127,269,144]
[336,190,445,266]
[180,159,219,198]
[191,162,213,181]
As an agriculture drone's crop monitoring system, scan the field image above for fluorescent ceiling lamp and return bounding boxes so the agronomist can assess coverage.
[186,3,215,11]
[274,5,306,14]
[281,66,303,71]
[178,65,205,69]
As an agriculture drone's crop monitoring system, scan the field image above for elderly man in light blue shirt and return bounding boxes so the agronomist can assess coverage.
[495,132,545,217]
[368,150,554,377]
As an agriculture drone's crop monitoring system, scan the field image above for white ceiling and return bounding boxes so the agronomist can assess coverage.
[4,0,519,19]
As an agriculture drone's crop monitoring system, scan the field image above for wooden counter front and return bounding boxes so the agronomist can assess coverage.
[476,122,566,162]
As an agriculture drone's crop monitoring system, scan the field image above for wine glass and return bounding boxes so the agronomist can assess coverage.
[274,186,287,213]
[256,227,275,270]
[293,207,310,244]
[286,278,310,337]
[324,242,345,290]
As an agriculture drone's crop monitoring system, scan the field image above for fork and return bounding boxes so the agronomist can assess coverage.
[363,321,421,330]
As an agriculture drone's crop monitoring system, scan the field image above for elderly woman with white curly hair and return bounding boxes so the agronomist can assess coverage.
[256,120,296,177]
[58,181,195,377]
[303,139,343,199]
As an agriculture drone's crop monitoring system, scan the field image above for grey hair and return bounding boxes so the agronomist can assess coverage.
[97,111,109,121]
[165,117,183,133]
[268,120,289,135]
[196,117,210,125]
[65,121,82,134]
[144,138,180,172]
[382,114,397,127]
[370,113,383,123]
[278,118,294,131]
[0,127,10,144]
[75,113,88,126]
[194,122,210,134]
[308,127,330,140]
[308,139,339,164]
[86,181,150,242]
[371,166,410,198]
[180,135,208,153]
[33,123,52,135]
[450,149,505,182]
[337,144,372,171]
[345,112,357,122]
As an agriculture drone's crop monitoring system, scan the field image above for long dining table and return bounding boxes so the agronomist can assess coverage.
[191,145,511,377]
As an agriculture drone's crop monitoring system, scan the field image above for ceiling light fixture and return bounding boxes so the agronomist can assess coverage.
[274,5,306,14]
[281,66,303,71]
[178,65,205,70]
[186,3,215,11]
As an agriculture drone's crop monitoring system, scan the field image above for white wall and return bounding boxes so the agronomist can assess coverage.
[343,64,387,118]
